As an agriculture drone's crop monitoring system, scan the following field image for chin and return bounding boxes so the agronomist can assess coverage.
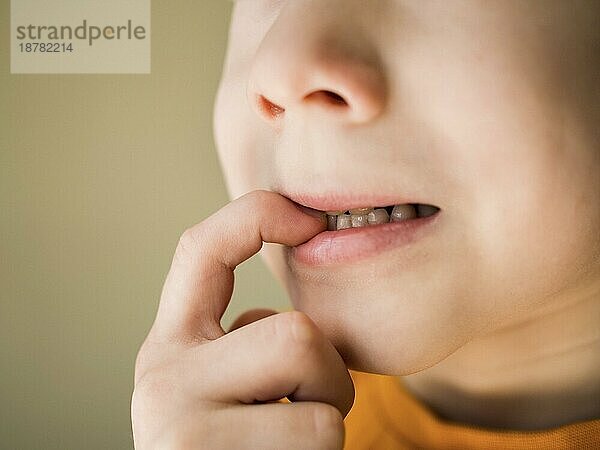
[260,235,472,376]
[287,287,467,376]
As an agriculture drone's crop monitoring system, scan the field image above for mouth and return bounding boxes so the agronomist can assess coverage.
[324,204,439,231]
[281,192,443,266]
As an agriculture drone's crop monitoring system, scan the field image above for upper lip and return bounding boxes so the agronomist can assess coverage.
[277,189,426,212]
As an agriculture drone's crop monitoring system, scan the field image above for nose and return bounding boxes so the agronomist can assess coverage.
[247,4,387,127]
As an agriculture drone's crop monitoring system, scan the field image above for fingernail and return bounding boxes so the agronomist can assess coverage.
[296,204,327,223]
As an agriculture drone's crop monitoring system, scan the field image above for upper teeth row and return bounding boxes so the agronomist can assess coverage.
[326,204,438,231]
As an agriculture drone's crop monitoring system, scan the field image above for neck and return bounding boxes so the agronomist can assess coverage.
[399,286,600,430]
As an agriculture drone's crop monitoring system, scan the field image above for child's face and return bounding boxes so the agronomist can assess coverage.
[213,1,600,374]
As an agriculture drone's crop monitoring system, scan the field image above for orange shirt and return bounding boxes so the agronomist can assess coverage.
[343,369,600,449]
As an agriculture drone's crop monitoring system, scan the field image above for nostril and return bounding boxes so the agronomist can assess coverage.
[256,90,349,122]
[258,95,285,120]
[305,90,349,107]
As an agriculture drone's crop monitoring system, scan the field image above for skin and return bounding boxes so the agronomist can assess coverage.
[134,0,600,447]
[132,192,351,448]
[213,0,600,429]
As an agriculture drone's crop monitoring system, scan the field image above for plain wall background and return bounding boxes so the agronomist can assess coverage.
[0,1,291,448]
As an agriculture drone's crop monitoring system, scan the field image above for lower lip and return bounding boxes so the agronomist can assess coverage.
[290,212,442,266]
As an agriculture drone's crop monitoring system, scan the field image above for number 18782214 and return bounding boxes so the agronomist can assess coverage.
[19,42,74,52]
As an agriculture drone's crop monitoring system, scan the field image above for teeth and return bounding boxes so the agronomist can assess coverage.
[349,207,373,215]
[336,214,352,230]
[325,203,438,231]
[367,208,390,225]
[416,204,439,218]
[390,204,417,222]
[327,214,338,231]
[351,214,369,227]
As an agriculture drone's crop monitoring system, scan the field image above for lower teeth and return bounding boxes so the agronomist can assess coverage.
[336,214,352,230]
[326,204,439,231]
[350,214,369,227]
[367,208,389,225]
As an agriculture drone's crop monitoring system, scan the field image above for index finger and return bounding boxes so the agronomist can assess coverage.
[148,190,326,345]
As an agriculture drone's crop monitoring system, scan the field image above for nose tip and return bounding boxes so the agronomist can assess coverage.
[247,31,387,127]
[250,63,386,126]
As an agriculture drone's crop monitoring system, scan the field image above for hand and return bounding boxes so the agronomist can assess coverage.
[131,190,355,449]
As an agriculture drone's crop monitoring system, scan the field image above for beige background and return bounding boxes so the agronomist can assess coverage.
[1,1,290,448]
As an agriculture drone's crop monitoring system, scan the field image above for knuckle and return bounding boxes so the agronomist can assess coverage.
[133,368,178,406]
[175,228,198,260]
[312,404,345,450]
[173,226,208,266]
[275,311,321,358]
[134,338,170,384]
[240,189,277,214]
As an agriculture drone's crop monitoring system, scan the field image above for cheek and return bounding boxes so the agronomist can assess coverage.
[420,35,600,322]
[213,77,269,198]
[468,136,600,326]
[213,82,251,197]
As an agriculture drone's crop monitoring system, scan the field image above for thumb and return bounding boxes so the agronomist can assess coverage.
[226,308,279,333]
